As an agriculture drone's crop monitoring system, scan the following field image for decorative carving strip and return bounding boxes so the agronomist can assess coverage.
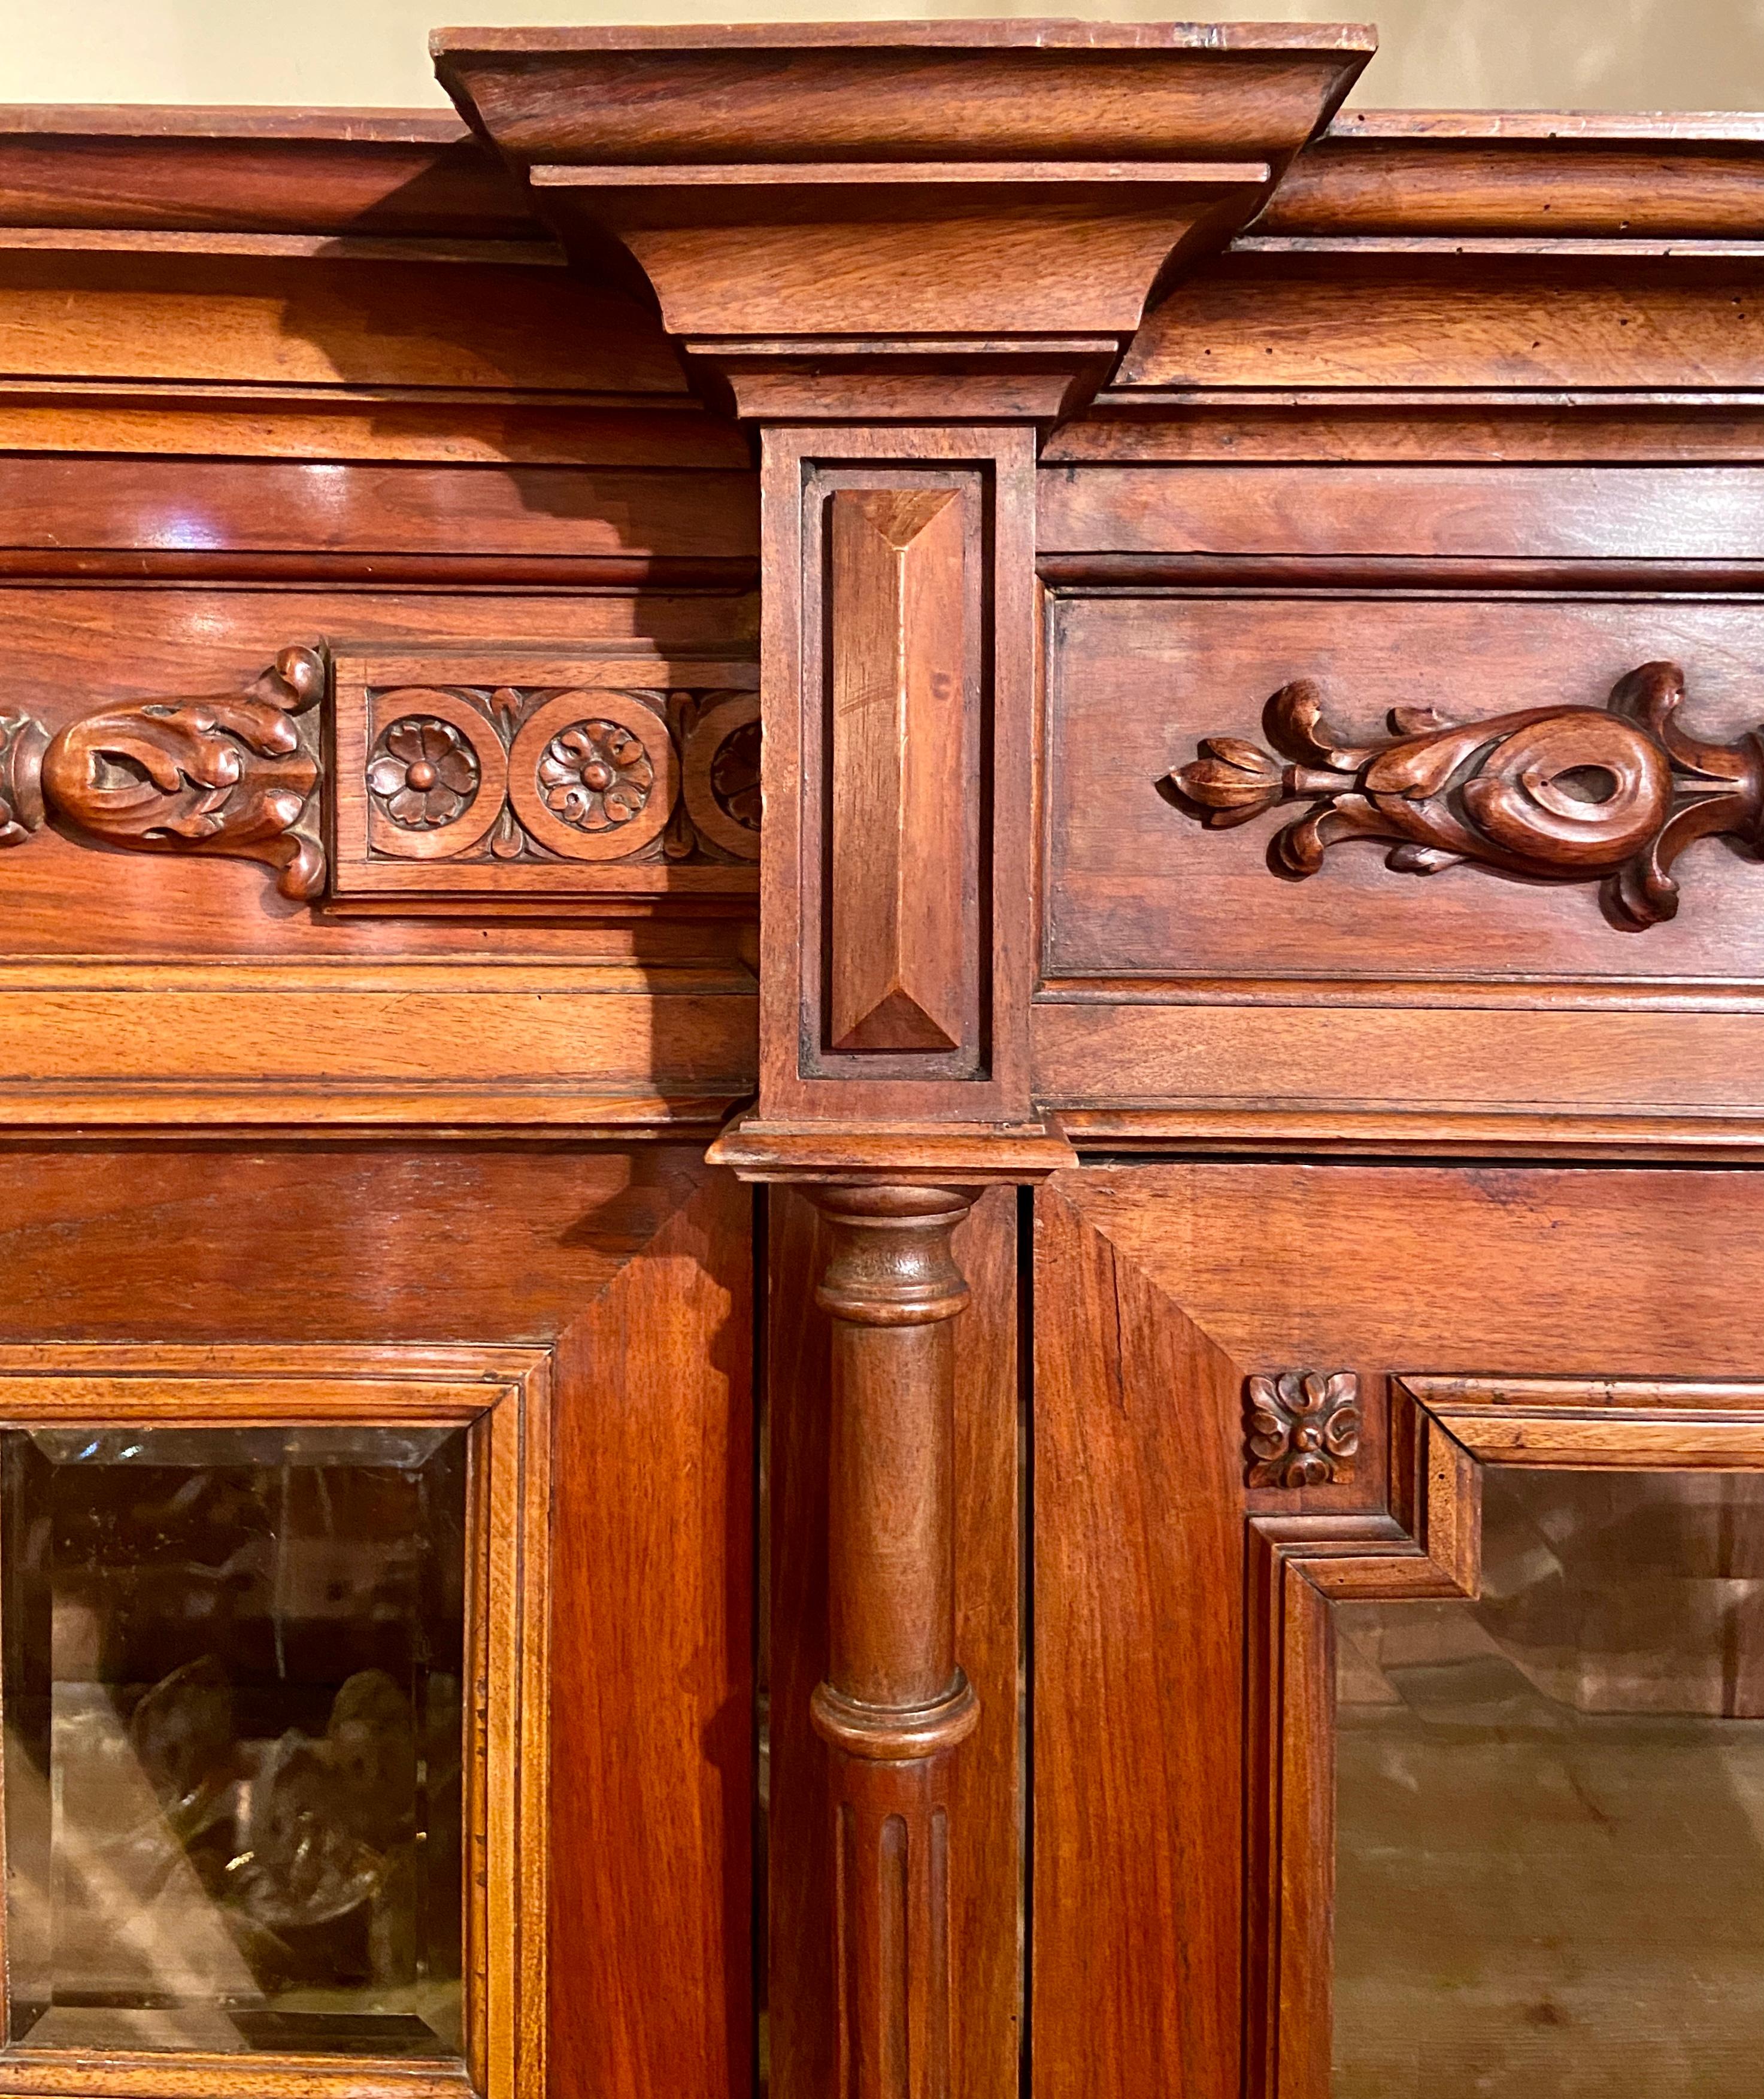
[0,646,764,914]
[1246,1369,1360,1487]
[331,653,760,908]
[1171,661,1763,927]
[0,645,326,899]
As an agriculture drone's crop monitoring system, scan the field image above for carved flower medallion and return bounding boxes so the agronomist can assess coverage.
[710,719,762,833]
[1246,1370,1361,1488]
[680,691,762,862]
[537,719,654,831]
[368,717,480,829]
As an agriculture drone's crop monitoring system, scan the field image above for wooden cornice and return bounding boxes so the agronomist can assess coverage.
[1259,109,1764,243]
[432,20,1375,422]
[1098,106,1764,440]
[0,105,545,252]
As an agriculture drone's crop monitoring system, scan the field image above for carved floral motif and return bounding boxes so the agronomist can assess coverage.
[351,680,754,877]
[366,717,480,830]
[537,719,656,832]
[1247,1370,1360,1488]
[1172,662,1764,926]
[0,644,326,899]
[679,690,762,863]
[710,718,762,833]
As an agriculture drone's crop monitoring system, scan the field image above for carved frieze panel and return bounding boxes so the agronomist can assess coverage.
[331,650,759,909]
[1042,593,1764,996]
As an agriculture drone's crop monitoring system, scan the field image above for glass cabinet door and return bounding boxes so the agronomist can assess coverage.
[1335,1466,1764,2098]
[1258,1376,1764,2099]
[0,1357,548,2099]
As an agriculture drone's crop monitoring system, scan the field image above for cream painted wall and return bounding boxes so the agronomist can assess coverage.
[0,0,1759,113]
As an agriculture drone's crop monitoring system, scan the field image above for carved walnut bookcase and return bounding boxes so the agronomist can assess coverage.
[1,20,1762,2099]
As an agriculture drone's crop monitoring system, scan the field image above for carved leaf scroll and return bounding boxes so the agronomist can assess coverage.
[0,644,327,899]
[1247,1370,1360,1488]
[1172,662,1764,927]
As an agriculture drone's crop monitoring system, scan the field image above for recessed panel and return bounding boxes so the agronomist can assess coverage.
[1334,1466,1764,2097]
[1044,593,1764,984]
[1,1425,468,2058]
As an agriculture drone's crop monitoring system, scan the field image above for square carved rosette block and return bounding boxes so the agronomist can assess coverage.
[330,647,759,911]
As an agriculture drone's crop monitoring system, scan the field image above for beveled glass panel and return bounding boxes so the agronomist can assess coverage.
[1333,1467,1764,2097]
[1,1425,468,2058]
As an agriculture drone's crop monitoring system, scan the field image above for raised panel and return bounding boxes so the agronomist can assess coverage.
[826,486,974,1055]
[757,426,1036,1124]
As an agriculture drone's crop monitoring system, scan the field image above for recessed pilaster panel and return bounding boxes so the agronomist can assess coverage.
[759,427,1036,1121]
[827,485,975,1057]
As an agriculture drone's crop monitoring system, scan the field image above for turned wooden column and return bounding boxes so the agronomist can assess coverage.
[807,1182,980,2099]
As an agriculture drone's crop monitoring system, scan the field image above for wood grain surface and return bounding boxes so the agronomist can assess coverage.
[1034,1161,1764,2099]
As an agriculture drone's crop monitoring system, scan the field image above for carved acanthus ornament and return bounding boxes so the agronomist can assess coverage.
[1247,1370,1360,1487]
[0,645,327,899]
[1172,662,1764,926]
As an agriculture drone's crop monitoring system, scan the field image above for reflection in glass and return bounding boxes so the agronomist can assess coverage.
[1334,1467,1764,2097]
[1,1426,467,2056]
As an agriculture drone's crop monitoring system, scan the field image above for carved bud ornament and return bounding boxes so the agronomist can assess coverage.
[0,644,326,899]
[1172,661,1764,926]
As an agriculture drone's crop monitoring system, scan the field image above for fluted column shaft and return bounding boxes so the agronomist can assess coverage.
[806,1184,980,2099]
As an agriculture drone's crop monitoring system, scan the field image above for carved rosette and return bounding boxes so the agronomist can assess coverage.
[0,644,327,899]
[680,692,762,862]
[1171,661,1764,926]
[1247,1370,1360,1487]
[537,718,655,832]
[368,717,481,830]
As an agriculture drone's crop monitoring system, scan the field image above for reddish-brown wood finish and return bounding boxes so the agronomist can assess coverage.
[1035,1162,1764,2098]
[432,22,1372,170]
[828,487,975,1055]
[758,426,1037,1121]
[0,108,539,238]
[1259,111,1764,241]
[807,1186,978,2099]
[17,43,1764,2099]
